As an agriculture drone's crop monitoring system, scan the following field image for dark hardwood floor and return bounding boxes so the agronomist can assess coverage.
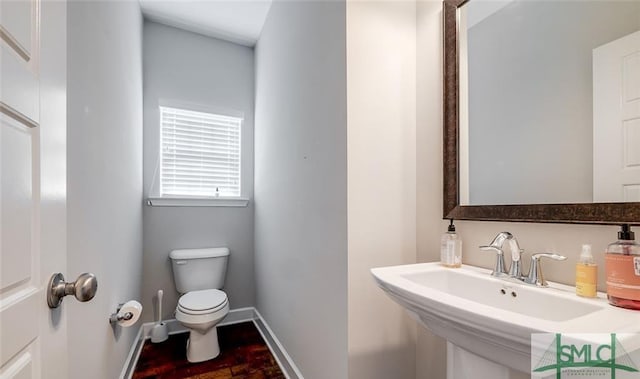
[132,321,285,379]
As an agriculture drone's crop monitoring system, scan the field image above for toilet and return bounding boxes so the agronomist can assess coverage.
[169,247,230,363]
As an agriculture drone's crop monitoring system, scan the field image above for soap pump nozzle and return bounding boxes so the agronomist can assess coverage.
[448,219,456,233]
[579,244,594,264]
[619,224,635,241]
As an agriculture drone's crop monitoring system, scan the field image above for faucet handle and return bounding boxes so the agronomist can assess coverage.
[479,245,508,277]
[531,252,567,261]
[524,252,567,287]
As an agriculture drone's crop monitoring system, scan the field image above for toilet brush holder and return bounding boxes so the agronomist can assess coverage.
[151,322,168,343]
[151,289,168,343]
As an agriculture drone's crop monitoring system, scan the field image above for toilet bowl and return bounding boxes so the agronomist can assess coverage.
[169,247,231,363]
[175,289,229,362]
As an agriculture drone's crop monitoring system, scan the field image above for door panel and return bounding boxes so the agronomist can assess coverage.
[624,184,640,202]
[1,346,36,379]
[0,0,67,378]
[0,115,38,376]
[1,117,33,291]
[624,51,640,102]
[0,291,38,368]
[0,0,39,126]
[0,0,33,59]
[593,31,640,202]
[0,0,40,370]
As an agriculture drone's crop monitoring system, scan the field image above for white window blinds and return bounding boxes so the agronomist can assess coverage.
[160,106,242,198]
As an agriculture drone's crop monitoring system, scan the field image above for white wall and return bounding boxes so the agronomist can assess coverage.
[416,1,448,378]
[414,2,630,378]
[346,1,418,378]
[254,1,348,378]
[67,2,143,378]
[142,21,255,322]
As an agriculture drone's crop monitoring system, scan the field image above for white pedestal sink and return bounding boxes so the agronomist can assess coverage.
[372,263,640,376]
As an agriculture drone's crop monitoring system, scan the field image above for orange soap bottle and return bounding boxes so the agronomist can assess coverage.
[605,225,640,310]
[576,244,597,298]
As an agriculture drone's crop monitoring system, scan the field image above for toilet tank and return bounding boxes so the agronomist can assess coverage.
[169,247,229,293]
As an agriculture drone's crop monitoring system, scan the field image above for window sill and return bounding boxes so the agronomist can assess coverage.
[146,197,250,207]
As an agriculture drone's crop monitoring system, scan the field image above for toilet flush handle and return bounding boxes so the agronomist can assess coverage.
[174,260,188,265]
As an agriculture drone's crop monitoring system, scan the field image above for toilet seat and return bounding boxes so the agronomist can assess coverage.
[178,289,228,315]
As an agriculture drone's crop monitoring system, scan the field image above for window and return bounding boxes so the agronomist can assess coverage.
[160,106,242,198]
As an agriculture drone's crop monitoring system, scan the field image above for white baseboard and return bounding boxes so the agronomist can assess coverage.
[253,309,304,379]
[119,307,302,379]
[139,307,257,339]
[119,323,145,379]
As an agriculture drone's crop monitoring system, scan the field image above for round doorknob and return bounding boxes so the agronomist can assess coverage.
[73,273,98,302]
[47,272,98,308]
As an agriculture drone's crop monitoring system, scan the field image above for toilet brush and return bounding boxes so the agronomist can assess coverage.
[150,289,168,343]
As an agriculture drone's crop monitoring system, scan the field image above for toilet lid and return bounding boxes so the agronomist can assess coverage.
[178,289,227,312]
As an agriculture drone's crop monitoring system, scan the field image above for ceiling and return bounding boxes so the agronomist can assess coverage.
[139,0,273,47]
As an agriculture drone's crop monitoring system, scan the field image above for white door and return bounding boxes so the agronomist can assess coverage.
[0,1,68,378]
[593,30,640,202]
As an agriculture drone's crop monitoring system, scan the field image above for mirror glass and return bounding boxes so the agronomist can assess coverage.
[458,0,640,206]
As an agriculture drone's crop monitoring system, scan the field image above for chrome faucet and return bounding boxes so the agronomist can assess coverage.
[480,232,566,287]
[480,232,522,278]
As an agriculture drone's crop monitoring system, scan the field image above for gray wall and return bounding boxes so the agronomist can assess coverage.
[142,21,255,322]
[67,2,143,378]
[467,1,640,205]
[254,1,348,378]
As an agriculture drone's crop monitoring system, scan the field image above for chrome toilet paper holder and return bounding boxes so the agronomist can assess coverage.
[109,300,142,327]
[109,303,134,324]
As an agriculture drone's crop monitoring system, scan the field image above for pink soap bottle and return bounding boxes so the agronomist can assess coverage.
[605,225,640,310]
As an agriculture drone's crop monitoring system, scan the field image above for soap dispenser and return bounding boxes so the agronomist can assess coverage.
[605,225,640,309]
[576,244,596,298]
[441,220,462,268]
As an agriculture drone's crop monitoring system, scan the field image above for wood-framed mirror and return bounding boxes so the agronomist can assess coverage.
[443,0,640,225]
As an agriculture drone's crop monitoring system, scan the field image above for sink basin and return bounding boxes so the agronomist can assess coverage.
[402,268,601,322]
[372,262,640,373]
